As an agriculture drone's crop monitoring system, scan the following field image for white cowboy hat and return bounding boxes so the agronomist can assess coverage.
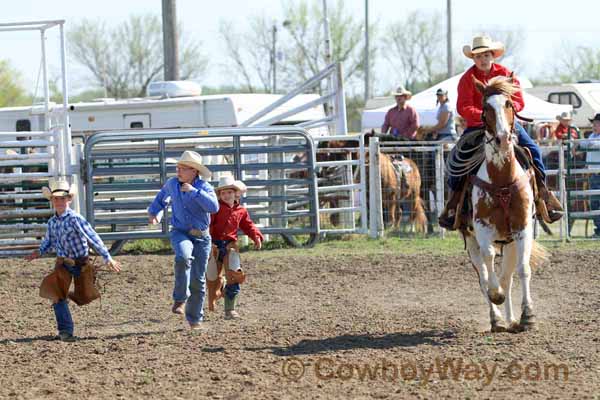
[556,111,572,121]
[215,175,245,193]
[42,178,77,200]
[463,35,505,59]
[166,150,211,179]
[390,85,412,99]
[234,180,247,194]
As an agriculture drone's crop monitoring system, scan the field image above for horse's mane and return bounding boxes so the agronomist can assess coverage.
[484,76,519,99]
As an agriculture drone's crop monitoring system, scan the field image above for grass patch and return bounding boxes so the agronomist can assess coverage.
[115,233,597,259]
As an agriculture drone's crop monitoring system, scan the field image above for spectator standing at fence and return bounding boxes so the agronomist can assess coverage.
[381,85,419,140]
[425,88,457,142]
[206,175,263,319]
[579,113,600,238]
[148,151,218,330]
[540,112,579,142]
[438,35,564,229]
[25,179,121,341]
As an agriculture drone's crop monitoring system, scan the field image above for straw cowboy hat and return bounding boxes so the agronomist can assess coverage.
[234,180,247,194]
[215,175,245,193]
[589,113,600,123]
[42,178,77,200]
[391,85,412,98]
[556,111,573,121]
[166,150,211,179]
[463,35,505,59]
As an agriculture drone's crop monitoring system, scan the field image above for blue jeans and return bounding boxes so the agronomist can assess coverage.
[590,174,600,234]
[448,122,545,190]
[170,230,211,324]
[53,299,74,335]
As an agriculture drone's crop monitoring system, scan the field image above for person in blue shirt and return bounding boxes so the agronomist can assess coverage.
[148,150,219,330]
[25,179,121,342]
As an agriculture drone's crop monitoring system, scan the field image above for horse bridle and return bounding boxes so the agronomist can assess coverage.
[481,91,534,149]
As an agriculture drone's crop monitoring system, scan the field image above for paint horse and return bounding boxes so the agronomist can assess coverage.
[462,76,548,333]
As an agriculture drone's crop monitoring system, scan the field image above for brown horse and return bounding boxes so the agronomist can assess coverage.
[308,135,427,232]
[378,152,427,232]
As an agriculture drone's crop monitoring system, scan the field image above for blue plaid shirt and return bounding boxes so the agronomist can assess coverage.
[39,208,112,262]
[148,176,219,232]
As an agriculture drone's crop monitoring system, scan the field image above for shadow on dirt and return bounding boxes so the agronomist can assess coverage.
[246,329,456,356]
[0,329,177,344]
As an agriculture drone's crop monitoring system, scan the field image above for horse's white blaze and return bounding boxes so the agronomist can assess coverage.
[488,94,511,140]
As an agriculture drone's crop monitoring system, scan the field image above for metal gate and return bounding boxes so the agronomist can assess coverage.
[83,127,320,249]
[0,20,72,258]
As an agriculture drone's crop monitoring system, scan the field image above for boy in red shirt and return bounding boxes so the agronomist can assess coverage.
[207,175,263,319]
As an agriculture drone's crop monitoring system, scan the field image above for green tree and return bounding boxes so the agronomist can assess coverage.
[68,15,208,98]
[0,60,30,107]
[382,10,445,93]
[552,44,600,82]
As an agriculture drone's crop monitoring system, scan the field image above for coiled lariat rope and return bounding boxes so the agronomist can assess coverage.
[445,129,486,177]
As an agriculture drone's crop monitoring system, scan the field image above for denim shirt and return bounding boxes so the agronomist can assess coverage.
[148,176,219,232]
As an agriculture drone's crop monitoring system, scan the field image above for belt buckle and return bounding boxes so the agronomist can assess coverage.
[189,228,204,237]
[63,257,76,267]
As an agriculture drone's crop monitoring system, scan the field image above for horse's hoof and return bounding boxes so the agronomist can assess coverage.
[519,315,536,331]
[507,322,523,333]
[490,322,507,333]
[488,291,505,305]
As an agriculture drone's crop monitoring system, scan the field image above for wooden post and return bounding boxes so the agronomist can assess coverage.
[368,137,384,238]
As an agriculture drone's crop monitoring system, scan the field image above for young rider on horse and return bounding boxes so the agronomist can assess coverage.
[438,35,564,229]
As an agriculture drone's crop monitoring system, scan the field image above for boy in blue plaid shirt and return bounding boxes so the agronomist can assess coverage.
[25,179,121,341]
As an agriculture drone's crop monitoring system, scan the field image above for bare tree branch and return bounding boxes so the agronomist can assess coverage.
[68,15,208,98]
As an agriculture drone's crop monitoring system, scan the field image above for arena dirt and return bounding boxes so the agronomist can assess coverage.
[1,247,598,399]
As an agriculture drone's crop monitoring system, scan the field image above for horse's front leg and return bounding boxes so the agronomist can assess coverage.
[515,230,536,330]
[474,226,504,306]
[465,234,505,332]
[499,243,520,332]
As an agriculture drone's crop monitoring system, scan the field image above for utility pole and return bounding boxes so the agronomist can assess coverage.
[364,0,369,103]
[162,0,179,81]
[446,0,453,78]
[272,24,277,93]
[322,0,332,67]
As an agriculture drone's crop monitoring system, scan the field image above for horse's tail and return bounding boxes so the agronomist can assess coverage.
[412,194,428,233]
[530,241,550,270]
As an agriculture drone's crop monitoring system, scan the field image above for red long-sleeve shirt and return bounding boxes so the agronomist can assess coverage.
[457,64,525,129]
[210,200,264,243]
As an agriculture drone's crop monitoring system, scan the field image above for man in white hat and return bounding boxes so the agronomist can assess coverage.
[148,150,218,330]
[206,175,263,319]
[381,85,419,140]
[25,178,122,341]
[439,35,564,229]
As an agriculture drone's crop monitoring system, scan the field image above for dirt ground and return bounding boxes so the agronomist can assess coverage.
[1,246,599,400]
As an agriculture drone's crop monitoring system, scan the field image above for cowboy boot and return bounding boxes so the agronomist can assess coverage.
[534,171,564,223]
[224,295,240,320]
[438,189,462,230]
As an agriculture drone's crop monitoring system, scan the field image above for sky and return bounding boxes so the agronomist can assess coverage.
[1,0,599,99]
